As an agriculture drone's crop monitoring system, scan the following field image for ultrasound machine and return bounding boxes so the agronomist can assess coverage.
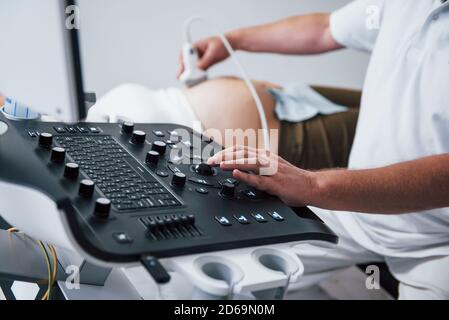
[0,1,337,300]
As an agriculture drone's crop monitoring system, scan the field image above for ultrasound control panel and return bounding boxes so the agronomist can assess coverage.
[0,114,337,263]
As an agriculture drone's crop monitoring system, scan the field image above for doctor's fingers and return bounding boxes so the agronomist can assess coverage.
[232,170,276,193]
[220,157,272,173]
[209,145,271,164]
[208,149,260,164]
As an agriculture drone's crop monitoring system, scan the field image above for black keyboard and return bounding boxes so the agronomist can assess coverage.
[55,135,181,211]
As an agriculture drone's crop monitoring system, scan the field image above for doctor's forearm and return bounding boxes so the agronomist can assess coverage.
[310,154,449,214]
[227,13,342,55]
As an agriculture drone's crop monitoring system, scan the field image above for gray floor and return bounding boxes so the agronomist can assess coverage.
[286,267,392,300]
[1,266,392,300]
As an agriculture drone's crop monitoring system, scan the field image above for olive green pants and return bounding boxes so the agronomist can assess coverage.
[278,87,361,170]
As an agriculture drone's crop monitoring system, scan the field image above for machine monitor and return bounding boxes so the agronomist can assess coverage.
[0,0,85,122]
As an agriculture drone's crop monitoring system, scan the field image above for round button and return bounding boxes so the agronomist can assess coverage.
[146,151,160,166]
[39,133,53,148]
[152,141,167,155]
[220,178,239,186]
[51,147,66,163]
[131,130,146,144]
[64,163,79,180]
[79,179,95,198]
[122,122,135,135]
[196,187,209,195]
[94,198,111,219]
[171,172,186,188]
[169,131,180,142]
[195,163,214,176]
[156,170,169,178]
[242,189,263,200]
[220,183,235,198]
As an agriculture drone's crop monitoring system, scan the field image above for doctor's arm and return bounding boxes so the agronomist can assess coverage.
[208,148,449,215]
[178,13,342,75]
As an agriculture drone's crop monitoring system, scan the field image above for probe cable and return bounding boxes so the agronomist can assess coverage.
[184,16,271,151]
[7,228,58,300]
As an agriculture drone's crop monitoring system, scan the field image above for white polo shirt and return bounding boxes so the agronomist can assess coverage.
[327,0,449,257]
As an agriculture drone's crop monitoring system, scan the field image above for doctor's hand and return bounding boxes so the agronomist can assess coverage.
[177,36,230,78]
[207,146,318,207]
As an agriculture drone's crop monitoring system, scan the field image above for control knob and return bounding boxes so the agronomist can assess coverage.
[171,172,186,188]
[94,198,111,219]
[122,122,135,135]
[151,141,167,155]
[195,163,214,176]
[79,179,95,198]
[64,163,80,180]
[39,133,53,148]
[131,130,146,145]
[51,147,66,163]
[146,151,160,166]
[220,183,235,198]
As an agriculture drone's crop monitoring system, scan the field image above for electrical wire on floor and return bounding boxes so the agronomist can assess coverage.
[7,228,58,300]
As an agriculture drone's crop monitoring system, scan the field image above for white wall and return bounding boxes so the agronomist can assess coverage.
[77,0,370,97]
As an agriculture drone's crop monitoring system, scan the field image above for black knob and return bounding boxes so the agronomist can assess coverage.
[64,163,79,180]
[79,179,95,198]
[131,130,146,144]
[51,147,66,163]
[122,122,135,135]
[147,220,159,233]
[152,141,167,155]
[39,133,53,148]
[195,163,214,176]
[172,216,181,226]
[163,216,174,227]
[146,151,160,166]
[94,198,111,219]
[180,215,189,226]
[220,183,235,198]
[171,172,186,188]
[187,214,196,224]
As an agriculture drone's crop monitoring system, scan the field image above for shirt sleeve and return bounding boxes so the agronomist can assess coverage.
[330,0,386,52]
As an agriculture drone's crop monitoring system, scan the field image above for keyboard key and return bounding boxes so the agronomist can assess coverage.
[251,213,268,223]
[54,126,67,134]
[215,216,232,226]
[153,130,165,137]
[234,215,250,225]
[268,211,285,222]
